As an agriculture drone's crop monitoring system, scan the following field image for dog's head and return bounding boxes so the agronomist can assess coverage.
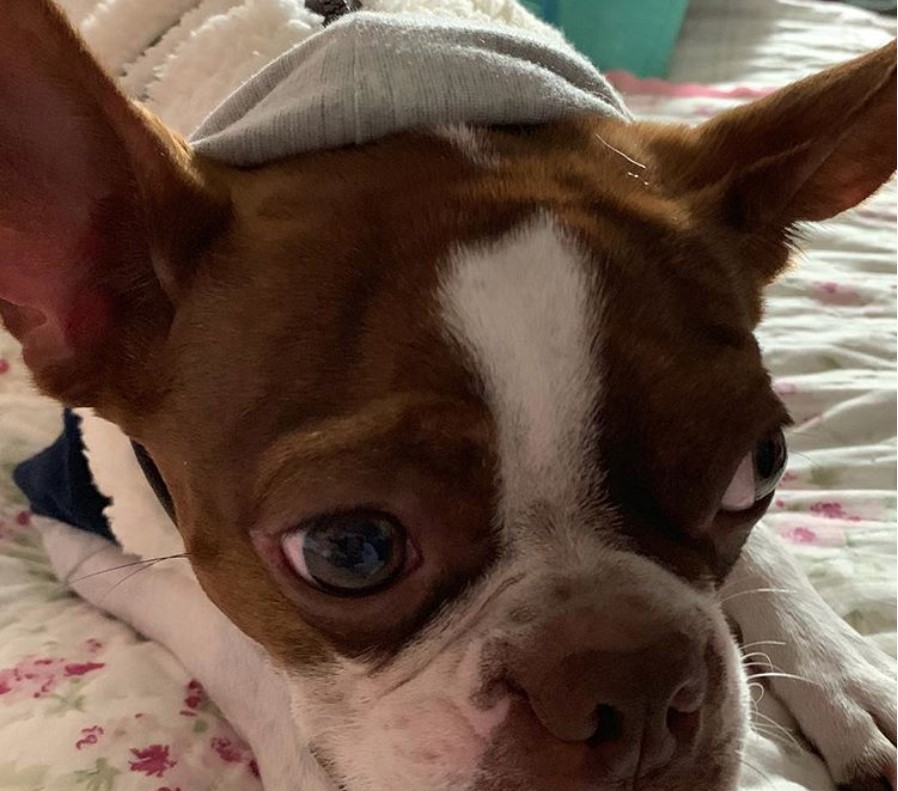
[2,4,895,790]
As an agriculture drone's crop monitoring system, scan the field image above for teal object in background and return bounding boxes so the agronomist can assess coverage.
[521,0,691,77]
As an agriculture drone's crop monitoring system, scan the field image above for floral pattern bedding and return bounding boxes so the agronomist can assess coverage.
[0,0,894,788]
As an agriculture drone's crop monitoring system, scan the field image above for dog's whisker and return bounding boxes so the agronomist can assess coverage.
[69,553,191,583]
[741,653,792,676]
[738,754,778,791]
[750,709,802,750]
[740,640,788,651]
[594,133,646,169]
[742,661,780,673]
[741,651,775,665]
[720,587,795,604]
[747,681,767,705]
[745,671,820,687]
[95,560,167,605]
[750,721,794,750]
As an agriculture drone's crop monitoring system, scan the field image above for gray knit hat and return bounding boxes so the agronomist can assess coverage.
[190,11,629,165]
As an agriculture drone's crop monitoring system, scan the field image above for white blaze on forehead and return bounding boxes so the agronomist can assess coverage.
[439,215,602,519]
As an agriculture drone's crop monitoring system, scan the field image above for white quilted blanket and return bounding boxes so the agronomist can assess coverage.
[0,0,894,788]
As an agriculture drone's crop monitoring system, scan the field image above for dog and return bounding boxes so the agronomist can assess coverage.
[2,1,896,789]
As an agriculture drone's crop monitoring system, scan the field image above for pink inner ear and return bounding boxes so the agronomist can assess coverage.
[0,224,112,366]
[0,28,128,371]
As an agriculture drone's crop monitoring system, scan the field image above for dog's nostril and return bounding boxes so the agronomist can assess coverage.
[586,704,624,747]
[666,706,702,743]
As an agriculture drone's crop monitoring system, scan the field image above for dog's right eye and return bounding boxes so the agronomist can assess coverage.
[720,429,787,512]
[280,511,409,595]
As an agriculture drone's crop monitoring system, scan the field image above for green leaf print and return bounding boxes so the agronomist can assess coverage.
[46,687,86,714]
[0,463,28,507]
[808,465,840,488]
[818,354,844,370]
[73,759,120,791]
[0,762,50,790]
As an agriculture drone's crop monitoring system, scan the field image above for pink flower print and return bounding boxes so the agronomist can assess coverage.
[809,501,860,522]
[785,526,818,544]
[181,678,207,716]
[64,661,105,677]
[810,501,844,519]
[0,656,67,702]
[692,103,719,118]
[212,736,244,763]
[129,744,177,778]
[0,513,31,540]
[773,381,799,396]
[0,358,9,374]
[814,281,858,305]
[76,725,105,750]
[249,759,260,778]
[85,638,103,654]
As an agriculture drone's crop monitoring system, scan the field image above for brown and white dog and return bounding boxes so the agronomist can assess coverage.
[2,2,896,790]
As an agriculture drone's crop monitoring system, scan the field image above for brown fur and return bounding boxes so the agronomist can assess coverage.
[1,2,895,786]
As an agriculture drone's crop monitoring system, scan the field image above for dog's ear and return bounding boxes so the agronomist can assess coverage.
[0,0,228,408]
[645,41,896,283]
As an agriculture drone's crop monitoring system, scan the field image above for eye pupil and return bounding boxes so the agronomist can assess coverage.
[328,523,388,574]
[755,436,780,480]
[299,513,403,594]
[753,428,787,499]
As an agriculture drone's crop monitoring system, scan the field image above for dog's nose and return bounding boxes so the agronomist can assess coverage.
[515,631,708,778]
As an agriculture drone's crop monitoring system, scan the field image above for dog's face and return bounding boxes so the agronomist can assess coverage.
[1,5,895,790]
[133,123,777,791]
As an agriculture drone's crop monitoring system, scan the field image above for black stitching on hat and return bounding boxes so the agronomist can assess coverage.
[306,0,363,26]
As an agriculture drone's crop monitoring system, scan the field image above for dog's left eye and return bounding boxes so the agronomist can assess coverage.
[720,429,787,512]
[281,511,407,595]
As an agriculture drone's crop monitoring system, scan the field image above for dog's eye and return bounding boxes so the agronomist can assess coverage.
[720,429,787,512]
[281,511,406,595]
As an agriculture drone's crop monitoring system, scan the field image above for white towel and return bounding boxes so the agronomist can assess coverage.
[62,0,627,159]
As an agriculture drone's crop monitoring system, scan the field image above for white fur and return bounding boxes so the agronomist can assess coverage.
[439,215,602,531]
[75,407,189,571]
[724,523,897,787]
[432,124,499,167]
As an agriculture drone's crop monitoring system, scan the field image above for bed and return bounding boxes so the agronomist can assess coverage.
[0,0,894,788]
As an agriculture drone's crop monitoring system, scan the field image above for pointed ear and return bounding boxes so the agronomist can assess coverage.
[645,41,896,278]
[0,0,228,407]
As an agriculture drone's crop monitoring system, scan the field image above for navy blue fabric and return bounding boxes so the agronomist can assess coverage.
[13,409,117,543]
[131,441,176,523]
